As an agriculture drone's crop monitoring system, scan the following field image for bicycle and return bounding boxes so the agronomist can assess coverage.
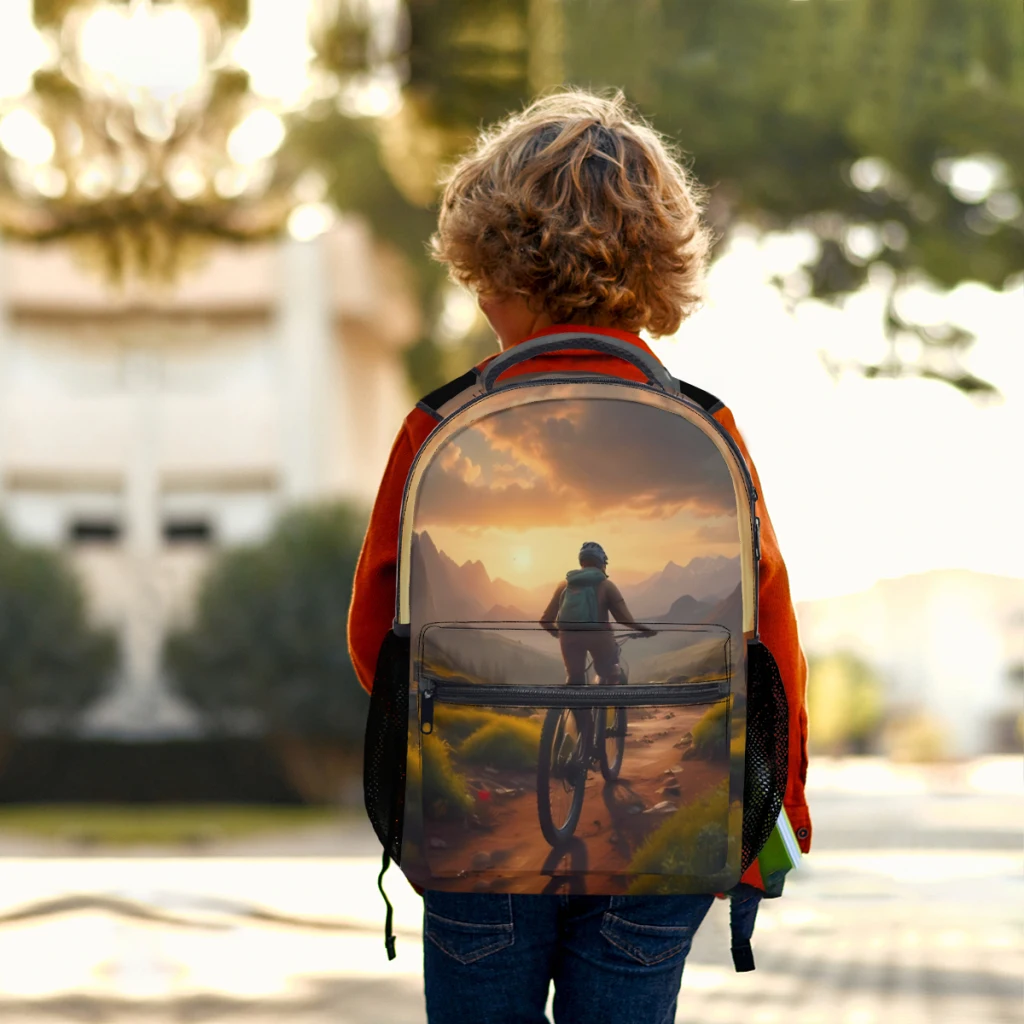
[536,630,654,847]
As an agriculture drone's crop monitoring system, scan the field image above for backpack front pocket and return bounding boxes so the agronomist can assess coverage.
[405,623,745,896]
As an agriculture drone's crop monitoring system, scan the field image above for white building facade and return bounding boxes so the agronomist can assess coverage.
[0,221,418,737]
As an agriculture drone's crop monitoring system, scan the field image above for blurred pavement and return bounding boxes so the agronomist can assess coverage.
[0,757,1020,1024]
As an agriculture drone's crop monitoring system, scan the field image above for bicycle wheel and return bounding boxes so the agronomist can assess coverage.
[597,657,628,781]
[597,706,627,781]
[537,707,588,846]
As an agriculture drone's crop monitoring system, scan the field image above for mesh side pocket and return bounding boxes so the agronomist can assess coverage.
[741,640,789,872]
[363,629,410,864]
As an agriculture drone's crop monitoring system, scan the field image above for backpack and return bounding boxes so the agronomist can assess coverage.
[556,568,606,627]
[363,333,791,967]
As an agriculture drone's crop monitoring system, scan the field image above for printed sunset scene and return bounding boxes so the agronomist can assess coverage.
[401,395,748,895]
[411,397,744,625]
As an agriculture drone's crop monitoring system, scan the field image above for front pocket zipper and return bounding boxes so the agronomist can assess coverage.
[419,677,728,733]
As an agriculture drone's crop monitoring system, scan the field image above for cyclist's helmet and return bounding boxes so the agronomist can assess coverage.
[579,541,608,567]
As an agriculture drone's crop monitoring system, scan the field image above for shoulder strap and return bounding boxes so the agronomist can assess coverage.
[417,368,724,421]
[673,376,724,415]
[416,369,480,421]
[482,332,676,393]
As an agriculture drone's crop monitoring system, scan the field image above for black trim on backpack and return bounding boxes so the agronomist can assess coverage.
[363,629,411,864]
[417,370,480,420]
[673,376,724,415]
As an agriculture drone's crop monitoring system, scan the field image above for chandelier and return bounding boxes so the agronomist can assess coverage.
[0,0,393,280]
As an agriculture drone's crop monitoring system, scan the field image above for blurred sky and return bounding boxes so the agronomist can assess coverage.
[650,230,1024,602]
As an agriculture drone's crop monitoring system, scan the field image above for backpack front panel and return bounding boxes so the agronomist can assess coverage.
[397,381,755,895]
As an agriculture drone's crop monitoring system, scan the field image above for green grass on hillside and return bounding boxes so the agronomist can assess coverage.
[690,697,732,759]
[627,781,741,893]
[414,733,474,820]
[433,705,500,745]
[458,716,542,770]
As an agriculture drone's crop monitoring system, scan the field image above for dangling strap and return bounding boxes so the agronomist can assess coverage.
[378,850,396,960]
[729,891,761,972]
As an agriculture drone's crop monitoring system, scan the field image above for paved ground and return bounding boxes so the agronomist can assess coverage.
[0,757,1020,1023]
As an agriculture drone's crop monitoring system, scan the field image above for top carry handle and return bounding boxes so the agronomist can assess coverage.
[481,332,676,393]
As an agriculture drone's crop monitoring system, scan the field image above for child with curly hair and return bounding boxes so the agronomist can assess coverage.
[349,88,810,1024]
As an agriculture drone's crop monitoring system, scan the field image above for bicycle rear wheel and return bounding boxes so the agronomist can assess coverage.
[537,707,588,846]
[597,706,626,781]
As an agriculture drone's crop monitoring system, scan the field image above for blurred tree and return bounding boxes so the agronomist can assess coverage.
[562,0,1023,396]
[0,526,116,735]
[806,651,885,755]
[298,0,549,392]
[165,502,369,752]
[305,0,1021,396]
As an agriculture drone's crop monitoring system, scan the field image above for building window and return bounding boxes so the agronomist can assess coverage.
[163,518,213,544]
[69,518,122,544]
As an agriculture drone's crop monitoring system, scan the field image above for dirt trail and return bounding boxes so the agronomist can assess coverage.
[425,705,726,892]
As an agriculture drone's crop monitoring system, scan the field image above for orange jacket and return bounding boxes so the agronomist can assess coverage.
[347,325,812,864]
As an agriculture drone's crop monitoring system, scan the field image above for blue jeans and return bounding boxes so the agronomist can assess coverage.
[423,891,714,1024]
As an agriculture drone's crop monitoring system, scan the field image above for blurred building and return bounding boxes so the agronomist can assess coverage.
[0,221,418,736]
[797,570,1024,757]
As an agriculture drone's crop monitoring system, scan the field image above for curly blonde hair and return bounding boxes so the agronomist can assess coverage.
[431,89,712,336]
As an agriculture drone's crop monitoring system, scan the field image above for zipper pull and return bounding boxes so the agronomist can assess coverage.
[754,517,761,562]
[420,678,435,734]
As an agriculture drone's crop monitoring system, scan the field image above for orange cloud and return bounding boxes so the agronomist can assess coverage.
[696,519,740,543]
[438,443,482,484]
[416,398,737,529]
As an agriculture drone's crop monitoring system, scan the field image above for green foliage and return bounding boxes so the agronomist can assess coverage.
[164,503,369,743]
[414,733,474,820]
[690,698,731,759]
[627,781,741,893]
[561,0,1023,394]
[0,525,116,733]
[458,715,542,770]
[565,0,1022,284]
[433,705,499,745]
[807,650,885,755]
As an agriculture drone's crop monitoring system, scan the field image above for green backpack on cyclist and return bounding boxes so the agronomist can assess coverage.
[364,333,791,966]
[555,568,606,628]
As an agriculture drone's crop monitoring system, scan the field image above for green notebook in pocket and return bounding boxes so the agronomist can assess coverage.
[757,806,803,879]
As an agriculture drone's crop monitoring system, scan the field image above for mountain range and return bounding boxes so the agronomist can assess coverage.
[622,556,739,618]
[412,531,741,625]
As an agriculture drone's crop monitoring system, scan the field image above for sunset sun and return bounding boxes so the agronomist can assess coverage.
[510,546,533,573]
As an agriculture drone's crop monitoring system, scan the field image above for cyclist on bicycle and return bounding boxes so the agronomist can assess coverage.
[539,541,656,685]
